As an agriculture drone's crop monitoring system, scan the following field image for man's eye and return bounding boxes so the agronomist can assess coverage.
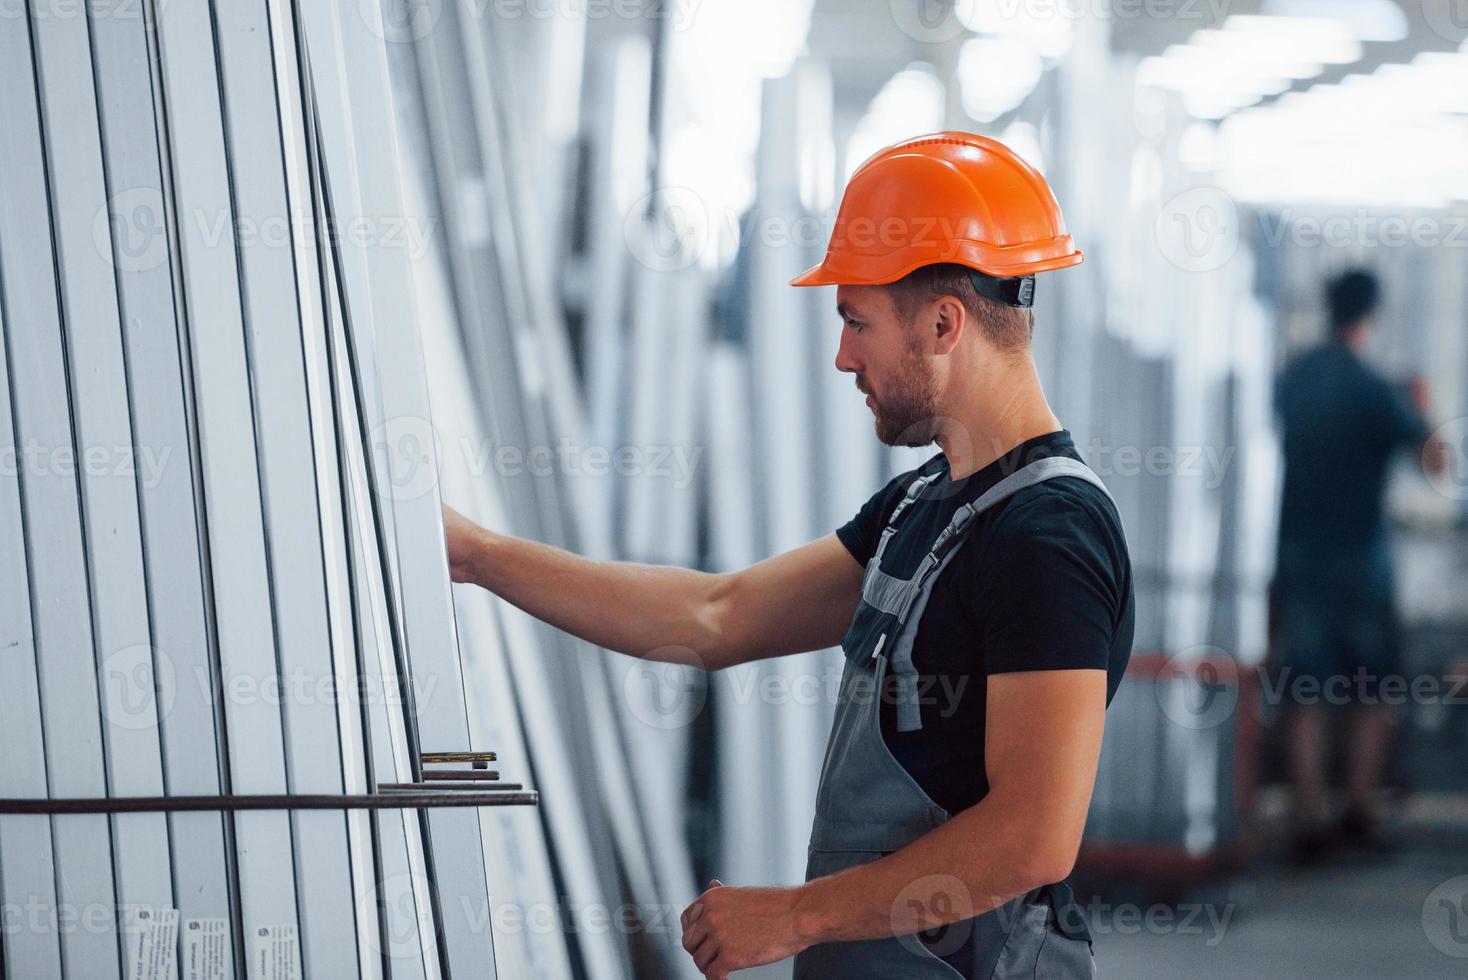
[846,319,864,332]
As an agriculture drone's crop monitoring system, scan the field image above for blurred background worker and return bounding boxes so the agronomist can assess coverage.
[1272,268,1446,865]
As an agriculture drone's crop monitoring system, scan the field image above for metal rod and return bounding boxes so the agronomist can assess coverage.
[0,792,537,815]
[379,783,522,792]
[420,752,497,764]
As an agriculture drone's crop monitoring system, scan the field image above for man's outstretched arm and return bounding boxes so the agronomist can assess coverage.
[444,505,865,671]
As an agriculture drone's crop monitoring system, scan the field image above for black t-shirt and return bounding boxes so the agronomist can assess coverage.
[1275,342,1427,568]
[835,430,1134,817]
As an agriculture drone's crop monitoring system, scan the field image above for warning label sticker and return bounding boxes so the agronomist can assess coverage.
[123,906,179,980]
[182,918,229,980]
[250,923,302,980]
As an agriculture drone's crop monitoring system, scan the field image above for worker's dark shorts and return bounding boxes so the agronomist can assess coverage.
[1273,545,1400,705]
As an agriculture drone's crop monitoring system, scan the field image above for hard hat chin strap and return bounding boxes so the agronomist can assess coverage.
[969,269,1036,309]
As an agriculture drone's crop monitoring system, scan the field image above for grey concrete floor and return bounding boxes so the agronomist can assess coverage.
[1093,805,1468,979]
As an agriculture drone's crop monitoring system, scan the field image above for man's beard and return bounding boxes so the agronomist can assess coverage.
[869,343,941,447]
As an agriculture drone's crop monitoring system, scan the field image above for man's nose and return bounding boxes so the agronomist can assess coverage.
[834,333,860,374]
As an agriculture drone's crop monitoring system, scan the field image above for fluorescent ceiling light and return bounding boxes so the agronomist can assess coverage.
[956,37,1043,123]
[1223,15,1362,65]
[846,66,945,179]
[957,0,1074,60]
[1178,122,1217,171]
[999,120,1045,173]
[1259,0,1408,43]
[1218,93,1468,206]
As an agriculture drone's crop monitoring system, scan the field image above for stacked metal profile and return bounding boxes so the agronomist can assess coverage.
[0,1,542,977]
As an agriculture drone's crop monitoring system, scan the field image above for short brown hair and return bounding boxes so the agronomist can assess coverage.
[886,263,1033,353]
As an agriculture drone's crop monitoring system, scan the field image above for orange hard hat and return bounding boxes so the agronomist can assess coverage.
[790,132,1082,307]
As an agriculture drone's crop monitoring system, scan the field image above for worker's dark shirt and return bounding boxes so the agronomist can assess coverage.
[1274,342,1427,591]
[835,430,1134,817]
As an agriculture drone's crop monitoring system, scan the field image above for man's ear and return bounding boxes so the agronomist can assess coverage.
[931,294,966,354]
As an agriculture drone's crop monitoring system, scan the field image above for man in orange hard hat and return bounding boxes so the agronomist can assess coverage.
[445,132,1130,978]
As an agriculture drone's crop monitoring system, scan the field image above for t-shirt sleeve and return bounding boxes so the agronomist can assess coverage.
[967,489,1124,676]
[834,469,915,568]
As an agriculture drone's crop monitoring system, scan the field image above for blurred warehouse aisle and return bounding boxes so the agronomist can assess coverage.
[1093,795,1468,979]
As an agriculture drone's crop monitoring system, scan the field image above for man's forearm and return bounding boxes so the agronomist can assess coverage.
[459,525,734,667]
[791,794,1067,948]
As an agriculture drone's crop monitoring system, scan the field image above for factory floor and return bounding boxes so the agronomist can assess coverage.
[1093,792,1468,980]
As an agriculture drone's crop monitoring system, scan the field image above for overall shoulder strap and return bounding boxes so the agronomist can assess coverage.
[968,455,1113,516]
[886,455,1112,733]
[868,465,942,568]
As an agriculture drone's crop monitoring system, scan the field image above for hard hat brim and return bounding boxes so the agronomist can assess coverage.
[789,242,1084,288]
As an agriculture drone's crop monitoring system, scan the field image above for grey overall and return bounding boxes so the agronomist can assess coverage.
[792,457,1108,979]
